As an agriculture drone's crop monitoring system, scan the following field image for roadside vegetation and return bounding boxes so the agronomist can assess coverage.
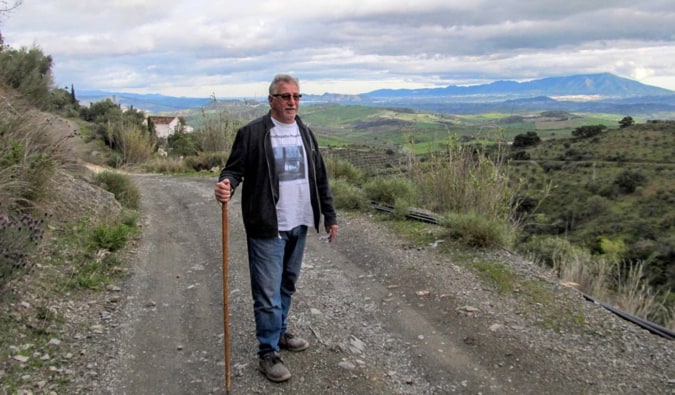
[324,116,674,330]
[0,38,141,393]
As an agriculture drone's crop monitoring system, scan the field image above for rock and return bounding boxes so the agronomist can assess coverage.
[457,305,480,312]
[13,355,29,363]
[348,335,366,355]
[338,361,356,370]
[90,325,104,333]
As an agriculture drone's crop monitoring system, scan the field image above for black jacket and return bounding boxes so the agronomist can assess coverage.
[218,112,337,238]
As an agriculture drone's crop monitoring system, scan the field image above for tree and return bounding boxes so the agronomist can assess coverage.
[619,116,635,129]
[512,131,541,148]
[572,125,606,139]
[0,45,54,108]
[70,84,77,104]
[614,170,647,194]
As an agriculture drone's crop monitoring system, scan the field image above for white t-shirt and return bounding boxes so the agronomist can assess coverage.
[270,118,314,231]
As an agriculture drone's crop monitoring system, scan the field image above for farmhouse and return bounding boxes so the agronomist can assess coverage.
[145,116,194,139]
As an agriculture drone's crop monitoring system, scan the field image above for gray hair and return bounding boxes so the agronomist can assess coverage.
[269,74,300,95]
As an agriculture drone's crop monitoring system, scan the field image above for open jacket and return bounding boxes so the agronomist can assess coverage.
[218,111,337,238]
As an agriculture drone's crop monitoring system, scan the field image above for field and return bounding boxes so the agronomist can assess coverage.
[296,105,636,153]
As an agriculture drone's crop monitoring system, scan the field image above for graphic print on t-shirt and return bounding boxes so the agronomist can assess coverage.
[273,145,306,182]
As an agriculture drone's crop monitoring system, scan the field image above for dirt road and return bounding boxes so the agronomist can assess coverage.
[96,174,673,394]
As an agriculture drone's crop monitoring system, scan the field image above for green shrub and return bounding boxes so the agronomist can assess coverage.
[91,223,134,251]
[116,123,156,165]
[184,152,229,172]
[326,157,364,184]
[443,212,512,248]
[92,171,140,209]
[193,107,238,153]
[410,140,516,224]
[518,235,583,267]
[363,176,415,207]
[144,157,189,173]
[614,170,648,194]
[168,129,199,157]
[1,107,62,208]
[53,217,136,291]
[331,179,368,210]
[0,45,53,108]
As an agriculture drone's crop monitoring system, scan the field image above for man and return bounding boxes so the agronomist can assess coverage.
[214,74,338,383]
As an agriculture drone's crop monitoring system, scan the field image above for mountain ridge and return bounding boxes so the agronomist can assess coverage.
[338,73,673,98]
[77,73,675,115]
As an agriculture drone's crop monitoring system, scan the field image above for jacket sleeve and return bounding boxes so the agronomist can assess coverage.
[310,131,338,227]
[218,127,247,195]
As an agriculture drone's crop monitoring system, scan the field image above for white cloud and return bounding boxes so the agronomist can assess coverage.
[1,0,673,97]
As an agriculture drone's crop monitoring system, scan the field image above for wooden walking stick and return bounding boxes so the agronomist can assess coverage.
[221,201,231,393]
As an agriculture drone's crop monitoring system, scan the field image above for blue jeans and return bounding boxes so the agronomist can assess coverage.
[247,225,307,357]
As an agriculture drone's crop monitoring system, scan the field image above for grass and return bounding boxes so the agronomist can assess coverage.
[470,260,517,294]
[92,170,141,209]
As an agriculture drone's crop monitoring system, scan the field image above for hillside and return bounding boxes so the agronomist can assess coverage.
[509,121,675,301]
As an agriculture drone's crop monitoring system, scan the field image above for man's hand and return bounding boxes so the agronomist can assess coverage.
[325,224,338,243]
[215,179,231,203]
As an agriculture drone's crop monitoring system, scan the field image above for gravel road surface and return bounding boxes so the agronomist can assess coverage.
[93,174,673,395]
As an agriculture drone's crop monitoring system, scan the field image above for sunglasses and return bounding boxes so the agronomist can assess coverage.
[271,93,302,101]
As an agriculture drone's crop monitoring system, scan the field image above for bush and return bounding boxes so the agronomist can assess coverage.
[183,152,229,172]
[92,171,141,210]
[363,176,415,207]
[116,123,156,165]
[512,131,541,148]
[0,106,62,208]
[614,170,647,194]
[326,157,364,184]
[442,212,512,248]
[572,125,606,139]
[518,235,583,268]
[330,179,368,210]
[411,141,515,223]
[194,109,239,153]
[91,223,135,252]
[0,45,54,108]
[144,157,189,174]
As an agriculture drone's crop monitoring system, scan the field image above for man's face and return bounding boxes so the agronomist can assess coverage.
[269,81,301,124]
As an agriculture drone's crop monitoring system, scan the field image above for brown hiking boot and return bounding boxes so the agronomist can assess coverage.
[259,352,291,382]
[279,332,309,352]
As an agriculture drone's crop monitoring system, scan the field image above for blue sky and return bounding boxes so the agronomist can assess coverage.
[2,0,674,98]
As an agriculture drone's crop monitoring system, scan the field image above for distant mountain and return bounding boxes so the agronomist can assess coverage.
[301,73,675,116]
[78,73,675,116]
[361,73,673,99]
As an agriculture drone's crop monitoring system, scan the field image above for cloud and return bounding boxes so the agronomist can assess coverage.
[2,0,674,97]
